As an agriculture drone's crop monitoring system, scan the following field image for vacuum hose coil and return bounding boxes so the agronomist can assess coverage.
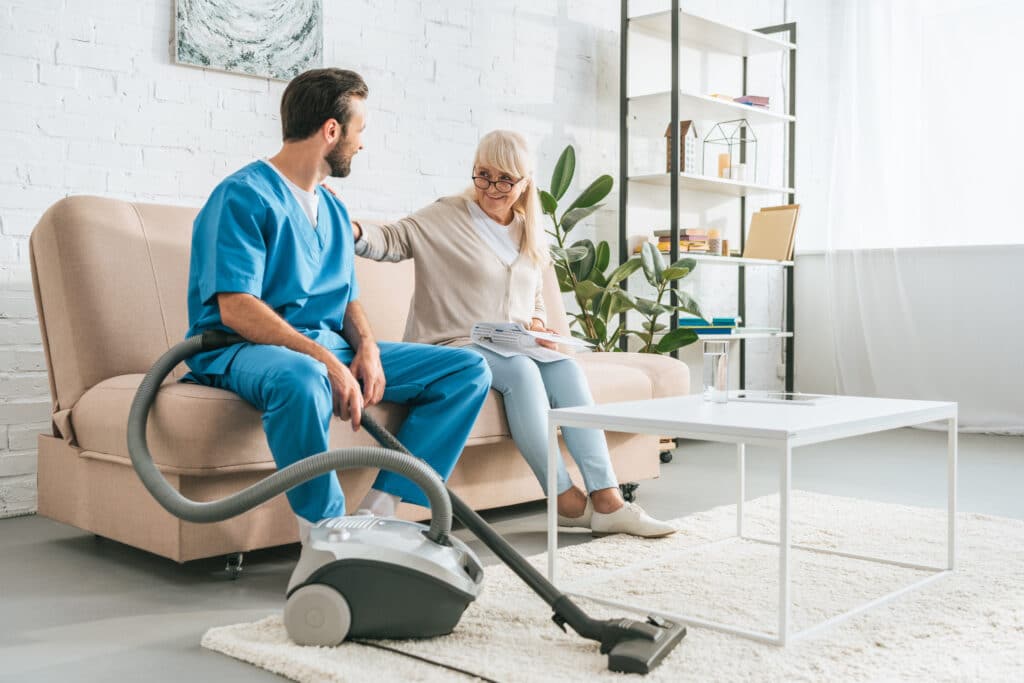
[126,331,453,543]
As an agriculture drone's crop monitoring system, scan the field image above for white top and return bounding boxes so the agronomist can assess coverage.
[465,198,521,266]
[261,159,318,228]
[548,394,957,447]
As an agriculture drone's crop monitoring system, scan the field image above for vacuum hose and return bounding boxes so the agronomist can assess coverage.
[126,330,453,544]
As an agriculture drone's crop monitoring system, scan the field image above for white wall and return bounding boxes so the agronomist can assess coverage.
[0,0,619,516]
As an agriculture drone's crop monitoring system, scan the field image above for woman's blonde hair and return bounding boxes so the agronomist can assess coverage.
[467,129,548,265]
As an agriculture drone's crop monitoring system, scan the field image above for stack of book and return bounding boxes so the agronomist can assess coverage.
[733,95,769,109]
[651,228,710,253]
[679,316,741,335]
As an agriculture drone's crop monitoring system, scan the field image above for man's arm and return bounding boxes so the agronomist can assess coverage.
[218,292,365,429]
[341,300,386,405]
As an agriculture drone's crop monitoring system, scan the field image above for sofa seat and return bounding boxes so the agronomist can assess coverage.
[70,359,655,475]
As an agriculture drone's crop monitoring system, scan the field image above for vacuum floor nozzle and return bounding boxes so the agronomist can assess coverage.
[605,618,688,675]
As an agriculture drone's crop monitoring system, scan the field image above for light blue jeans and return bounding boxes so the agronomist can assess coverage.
[469,345,618,495]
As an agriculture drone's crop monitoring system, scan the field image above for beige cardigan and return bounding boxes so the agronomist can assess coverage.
[355,195,546,346]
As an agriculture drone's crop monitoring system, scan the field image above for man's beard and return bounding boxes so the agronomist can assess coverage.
[326,139,352,177]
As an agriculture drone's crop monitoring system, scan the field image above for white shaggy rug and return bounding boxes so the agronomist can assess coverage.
[201,493,1024,681]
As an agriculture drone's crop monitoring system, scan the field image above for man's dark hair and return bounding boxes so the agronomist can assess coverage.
[280,68,368,142]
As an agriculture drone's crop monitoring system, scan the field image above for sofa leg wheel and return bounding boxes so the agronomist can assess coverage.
[225,552,244,580]
[619,482,639,503]
[659,450,674,464]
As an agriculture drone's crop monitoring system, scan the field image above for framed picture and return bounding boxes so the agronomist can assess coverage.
[175,0,323,81]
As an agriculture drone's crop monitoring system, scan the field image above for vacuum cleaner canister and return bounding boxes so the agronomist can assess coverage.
[284,515,484,646]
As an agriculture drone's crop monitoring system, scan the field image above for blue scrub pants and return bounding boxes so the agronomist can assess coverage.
[469,345,619,496]
[196,341,491,523]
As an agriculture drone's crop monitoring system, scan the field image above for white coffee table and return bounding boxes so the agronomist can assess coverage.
[545,393,958,645]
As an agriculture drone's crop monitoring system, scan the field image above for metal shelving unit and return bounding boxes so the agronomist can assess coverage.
[618,1,797,392]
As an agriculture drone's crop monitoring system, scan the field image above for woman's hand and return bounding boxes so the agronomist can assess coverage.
[529,318,559,350]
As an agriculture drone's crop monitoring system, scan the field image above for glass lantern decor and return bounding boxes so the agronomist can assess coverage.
[702,119,756,183]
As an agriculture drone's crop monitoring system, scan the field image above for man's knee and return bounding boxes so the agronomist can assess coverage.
[266,352,331,406]
[457,349,492,391]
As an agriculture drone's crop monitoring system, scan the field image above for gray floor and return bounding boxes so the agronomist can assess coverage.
[0,429,1020,682]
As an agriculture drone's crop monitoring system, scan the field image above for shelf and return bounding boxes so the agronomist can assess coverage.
[653,252,793,267]
[629,90,794,125]
[630,9,796,55]
[695,331,793,341]
[629,172,794,197]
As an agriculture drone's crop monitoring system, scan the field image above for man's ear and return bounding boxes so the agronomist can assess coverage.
[323,118,341,143]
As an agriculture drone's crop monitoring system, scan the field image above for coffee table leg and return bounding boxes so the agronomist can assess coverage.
[779,440,792,645]
[547,419,560,583]
[947,416,958,571]
[737,443,746,538]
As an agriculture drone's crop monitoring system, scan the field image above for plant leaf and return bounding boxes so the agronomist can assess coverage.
[642,321,668,333]
[592,316,607,342]
[550,146,576,201]
[607,258,642,287]
[607,289,636,316]
[594,240,610,273]
[663,266,691,280]
[539,189,558,216]
[633,297,665,317]
[573,280,603,303]
[668,257,697,273]
[560,245,589,263]
[568,239,596,281]
[640,242,664,286]
[560,205,602,233]
[672,290,704,319]
[564,174,614,213]
[588,269,608,288]
[656,327,699,353]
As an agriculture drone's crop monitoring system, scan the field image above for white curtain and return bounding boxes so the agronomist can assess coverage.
[823,0,1024,433]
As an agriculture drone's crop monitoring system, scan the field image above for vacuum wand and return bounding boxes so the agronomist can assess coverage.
[359,414,688,675]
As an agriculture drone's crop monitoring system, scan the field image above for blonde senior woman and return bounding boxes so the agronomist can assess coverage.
[353,130,673,538]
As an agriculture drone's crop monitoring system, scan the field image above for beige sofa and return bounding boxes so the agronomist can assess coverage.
[29,196,689,563]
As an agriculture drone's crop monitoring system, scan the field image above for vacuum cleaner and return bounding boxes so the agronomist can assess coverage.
[127,330,686,675]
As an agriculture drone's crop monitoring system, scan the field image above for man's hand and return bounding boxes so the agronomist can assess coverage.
[349,341,386,406]
[323,355,364,430]
[529,318,559,350]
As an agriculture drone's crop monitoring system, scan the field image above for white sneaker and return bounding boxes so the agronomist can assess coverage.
[557,499,593,528]
[590,503,676,538]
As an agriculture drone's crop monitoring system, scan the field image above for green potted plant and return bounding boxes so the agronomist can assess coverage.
[539,145,704,354]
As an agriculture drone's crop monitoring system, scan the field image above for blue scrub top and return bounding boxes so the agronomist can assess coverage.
[184,160,360,377]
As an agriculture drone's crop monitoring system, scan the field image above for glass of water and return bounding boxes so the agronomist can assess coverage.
[702,340,729,403]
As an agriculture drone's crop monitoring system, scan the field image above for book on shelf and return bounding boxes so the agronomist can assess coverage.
[679,317,741,327]
[653,228,708,238]
[743,204,800,261]
[733,95,770,108]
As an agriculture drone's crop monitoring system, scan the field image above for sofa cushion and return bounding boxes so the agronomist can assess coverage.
[575,352,690,399]
[70,360,653,474]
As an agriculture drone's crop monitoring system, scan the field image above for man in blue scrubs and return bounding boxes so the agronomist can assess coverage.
[184,68,492,549]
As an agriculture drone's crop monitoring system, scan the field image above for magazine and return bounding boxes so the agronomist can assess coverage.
[470,322,593,363]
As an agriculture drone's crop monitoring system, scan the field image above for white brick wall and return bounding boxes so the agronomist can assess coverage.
[0,0,619,516]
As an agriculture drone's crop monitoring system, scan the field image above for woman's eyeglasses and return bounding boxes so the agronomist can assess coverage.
[472,175,521,193]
